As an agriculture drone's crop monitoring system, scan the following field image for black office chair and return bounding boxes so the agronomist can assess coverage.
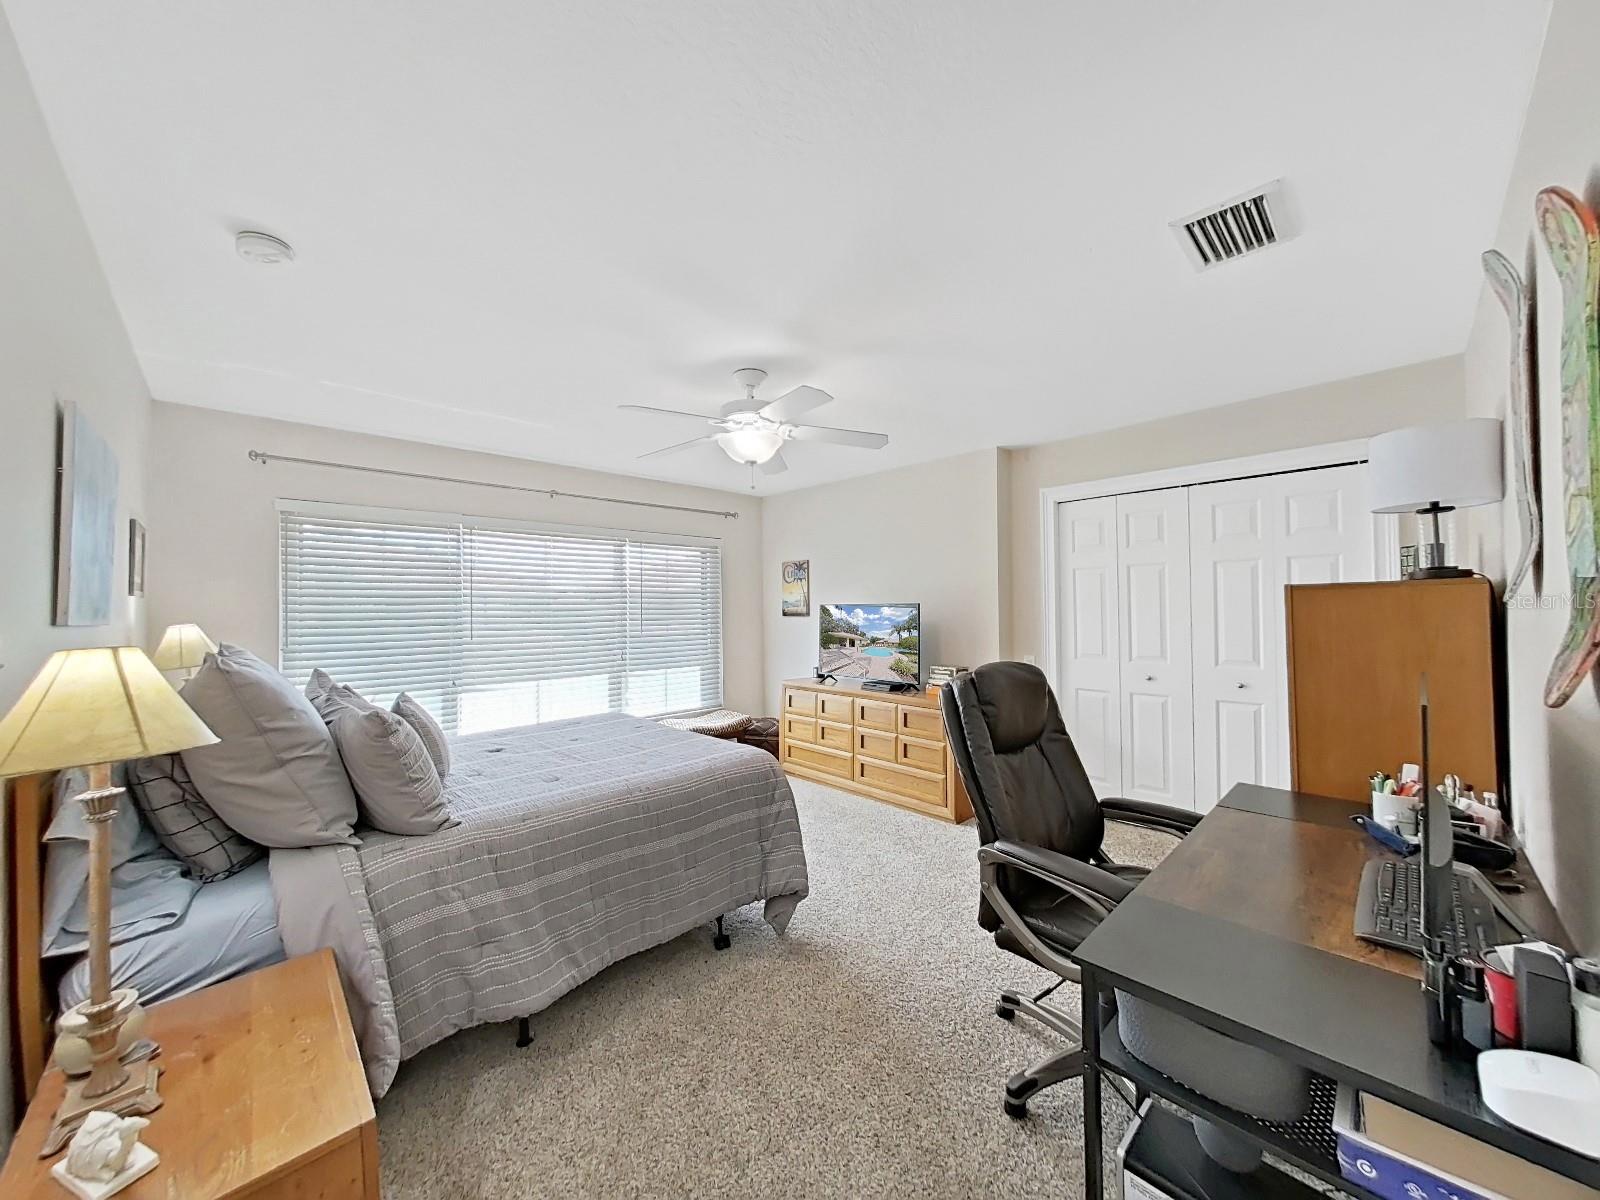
[941,660,1202,1118]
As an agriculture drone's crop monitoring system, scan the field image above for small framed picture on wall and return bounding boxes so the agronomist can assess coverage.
[781,559,810,616]
[128,518,146,597]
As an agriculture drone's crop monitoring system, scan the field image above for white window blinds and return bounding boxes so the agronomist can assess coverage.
[280,506,722,734]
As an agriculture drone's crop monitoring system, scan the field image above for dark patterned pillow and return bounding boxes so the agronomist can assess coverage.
[125,754,265,882]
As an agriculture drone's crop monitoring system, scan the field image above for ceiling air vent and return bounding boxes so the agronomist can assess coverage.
[1171,181,1289,271]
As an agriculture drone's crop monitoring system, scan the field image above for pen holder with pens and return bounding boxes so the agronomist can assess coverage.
[1371,786,1419,837]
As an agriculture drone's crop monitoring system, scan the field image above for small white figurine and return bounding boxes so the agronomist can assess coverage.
[51,1111,159,1199]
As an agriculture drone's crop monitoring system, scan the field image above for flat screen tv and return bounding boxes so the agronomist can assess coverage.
[819,603,921,691]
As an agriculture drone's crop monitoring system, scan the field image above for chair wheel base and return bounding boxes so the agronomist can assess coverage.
[995,1002,1016,1020]
[712,933,731,951]
[1003,1097,1029,1119]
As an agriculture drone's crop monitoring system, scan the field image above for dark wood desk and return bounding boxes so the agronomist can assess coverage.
[1073,783,1592,1197]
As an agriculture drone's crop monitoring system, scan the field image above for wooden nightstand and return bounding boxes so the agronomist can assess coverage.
[1,950,378,1199]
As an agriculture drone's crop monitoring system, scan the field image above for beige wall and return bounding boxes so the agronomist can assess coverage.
[760,449,1003,713]
[1003,356,1464,663]
[0,7,151,1142]
[1462,0,1600,953]
[146,403,767,715]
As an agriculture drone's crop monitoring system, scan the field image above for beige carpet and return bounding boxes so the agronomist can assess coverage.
[376,778,1172,1198]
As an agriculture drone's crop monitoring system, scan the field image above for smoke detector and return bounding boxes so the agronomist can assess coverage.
[1170,181,1291,270]
[235,230,294,264]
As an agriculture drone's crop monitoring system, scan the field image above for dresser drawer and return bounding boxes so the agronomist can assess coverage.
[786,741,851,779]
[855,728,897,763]
[855,698,898,732]
[783,714,817,744]
[897,704,944,741]
[816,720,853,752]
[817,693,854,722]
[784,688,817,716]
[856,758,946,808]
[897,735,946,775]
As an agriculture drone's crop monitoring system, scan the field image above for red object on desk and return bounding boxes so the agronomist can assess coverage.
[1485,953,1520,1045]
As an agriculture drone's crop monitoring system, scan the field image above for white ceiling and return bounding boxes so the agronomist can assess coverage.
[6,1,1550,495]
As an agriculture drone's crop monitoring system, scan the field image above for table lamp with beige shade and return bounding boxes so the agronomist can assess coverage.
[149,623,216,683]
[0,647,217,1155]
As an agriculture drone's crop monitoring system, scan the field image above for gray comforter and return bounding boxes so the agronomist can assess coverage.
[269,713,809,1095]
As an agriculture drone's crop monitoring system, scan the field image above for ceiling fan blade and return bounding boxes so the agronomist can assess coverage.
[759,385,832,423]
[786,423,889,450]
[760,450,789,475]
[636,435,716,460]
[618,404,720,426]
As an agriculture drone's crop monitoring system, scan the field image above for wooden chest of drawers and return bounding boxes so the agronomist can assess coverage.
[778,679,973,823]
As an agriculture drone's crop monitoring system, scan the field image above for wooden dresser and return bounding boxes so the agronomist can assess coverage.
[779,678,973,823]
[1,949,378,1199]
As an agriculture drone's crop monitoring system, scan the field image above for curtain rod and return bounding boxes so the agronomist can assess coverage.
[246,450,741,520]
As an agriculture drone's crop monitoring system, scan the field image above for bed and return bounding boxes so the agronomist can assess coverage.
[5,713,809,1102]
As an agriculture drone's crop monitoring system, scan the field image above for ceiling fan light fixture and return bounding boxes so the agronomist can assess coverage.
[717,427,785,464]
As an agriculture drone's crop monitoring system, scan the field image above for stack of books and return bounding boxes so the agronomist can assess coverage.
[926,665,965,693]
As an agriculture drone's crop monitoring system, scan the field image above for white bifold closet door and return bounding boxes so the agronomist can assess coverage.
[1058,496,1123,797]
[1188,464,1371,810]
[1114,489,1193,810]
[1057,488,1193,809]
[1057,463,1371,813]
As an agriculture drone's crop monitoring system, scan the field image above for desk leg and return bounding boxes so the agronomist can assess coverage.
[1082,964,1102,1197]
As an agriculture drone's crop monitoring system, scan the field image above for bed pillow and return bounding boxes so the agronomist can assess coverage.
[329,707,455,836]
[179,644,360,847]
[392,693,450,780]
[40,765,167,955]
[305,668,378,722]
[126,753,265,883]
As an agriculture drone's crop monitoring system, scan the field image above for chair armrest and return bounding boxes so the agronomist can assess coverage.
[1099,797,1201,838]
[981,839,1137,907]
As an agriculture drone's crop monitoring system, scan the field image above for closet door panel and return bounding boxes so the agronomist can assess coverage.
[1057,498,1123,796]
[1190,480,1278,811]
[1116,489,1193,810]
[1277,465,1373,585]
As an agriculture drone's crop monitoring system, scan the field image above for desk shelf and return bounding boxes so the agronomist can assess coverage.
[1100,1018,1381,1200]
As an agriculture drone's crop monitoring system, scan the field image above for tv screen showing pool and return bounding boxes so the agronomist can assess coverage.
[819,603,920,685]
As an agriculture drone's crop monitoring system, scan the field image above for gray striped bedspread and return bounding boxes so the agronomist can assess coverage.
[269,713,809,1095]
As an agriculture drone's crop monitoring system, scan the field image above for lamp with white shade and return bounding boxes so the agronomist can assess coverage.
[1367,418,1504,579]
[150,623,217,682]
[0,647,218,1154]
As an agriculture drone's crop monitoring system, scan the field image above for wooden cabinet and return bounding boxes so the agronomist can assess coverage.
[778,679,973,822]
[1285,578,1503,804]
[1,950,378,1199]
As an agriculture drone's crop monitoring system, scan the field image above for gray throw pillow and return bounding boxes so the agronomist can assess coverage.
[392,693,450,780]
[126,754,265,883]
[329,707,455,836]
[305,668,378,722]
[179,644,360,847]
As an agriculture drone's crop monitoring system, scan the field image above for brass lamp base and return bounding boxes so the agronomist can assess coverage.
[41,1060,163,1157]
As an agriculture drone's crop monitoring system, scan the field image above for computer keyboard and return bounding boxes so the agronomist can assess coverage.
[1353,859,1498,958]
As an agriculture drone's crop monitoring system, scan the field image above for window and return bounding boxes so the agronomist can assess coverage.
[279,504,722,734]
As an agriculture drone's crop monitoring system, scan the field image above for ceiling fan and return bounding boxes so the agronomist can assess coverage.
[620,368,889,477]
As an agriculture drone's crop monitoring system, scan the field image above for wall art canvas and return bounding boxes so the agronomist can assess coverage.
[1483,248,1540,601]
[1534,187,1600,706]
[128,518,146,597]
[781,559,810,616]
[54,400,120,626]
